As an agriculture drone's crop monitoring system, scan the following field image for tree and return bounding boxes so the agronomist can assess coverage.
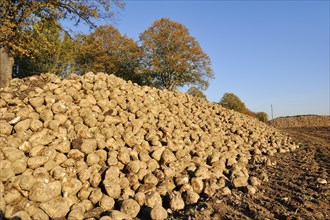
[219,93,247,113]
[14,25,76,78]
[187,86,207,100]
[219,93,269,123]
[75,25,143,83]
[13,20,63,78]
[0,0,124,88]
[256,112,269,123]
[139,18,214,90]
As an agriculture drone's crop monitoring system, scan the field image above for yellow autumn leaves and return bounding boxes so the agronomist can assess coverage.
[1,1,213,90]
[139,18,214,90]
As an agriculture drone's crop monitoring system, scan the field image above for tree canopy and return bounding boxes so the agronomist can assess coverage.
[13,20,75,78]
[1,8,217,93]
[219,93,269,123]
[187,86,207,100]
[0,0,124,57]
[256,112,269,123]
[139,18,214,90]
[75,25,143,83]
[0,0,124,88]
[219,93,247,113]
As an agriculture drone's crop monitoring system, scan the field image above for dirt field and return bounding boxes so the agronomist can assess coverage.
[169,126,330,220]
[269,115,330,128]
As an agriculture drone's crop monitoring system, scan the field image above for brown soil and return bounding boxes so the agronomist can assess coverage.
[169,126,330,220]
[270,115,330,128]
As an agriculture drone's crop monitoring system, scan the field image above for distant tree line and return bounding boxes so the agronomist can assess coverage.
[219,93,269,123]
[183,90,269,123]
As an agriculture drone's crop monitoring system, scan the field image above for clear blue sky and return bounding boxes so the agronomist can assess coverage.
[68,0,330,118]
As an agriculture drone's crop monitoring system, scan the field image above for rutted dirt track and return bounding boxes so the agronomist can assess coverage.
[171,126,330,220]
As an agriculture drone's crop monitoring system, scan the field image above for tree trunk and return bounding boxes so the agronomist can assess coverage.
[0,47,14,89]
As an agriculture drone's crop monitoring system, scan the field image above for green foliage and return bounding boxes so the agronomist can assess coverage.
[256,112,269,123]
[139,18,214,90]
[0,0,124,87]
[187,86,207,100]
[13,20,76,78]
[2,3,218,92]
[220,93,269,123]
[74,25,143,83]
[0,0,124,57]
[219,93,247,113]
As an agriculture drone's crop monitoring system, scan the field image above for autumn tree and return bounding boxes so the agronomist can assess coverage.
[13,21,73,78]
[187,86,207,100]
[219,93,247,113]
[139,18,214,90]
[0,0,124,88]
[75,25,143,83]
[256,112,269,123]
[219,93,269,123]
[14,30,76,78]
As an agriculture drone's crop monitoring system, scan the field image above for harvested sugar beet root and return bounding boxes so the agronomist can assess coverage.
[0,72,297,219]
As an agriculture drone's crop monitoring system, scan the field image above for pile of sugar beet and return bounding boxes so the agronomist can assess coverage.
[0,72,297,220]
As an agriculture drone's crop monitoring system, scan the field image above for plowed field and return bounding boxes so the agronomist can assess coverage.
[170,126,330,220]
